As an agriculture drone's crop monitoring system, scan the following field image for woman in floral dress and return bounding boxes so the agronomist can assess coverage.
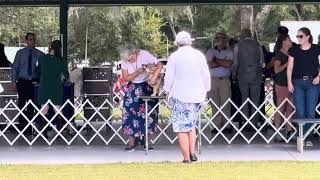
[121,45,163,151]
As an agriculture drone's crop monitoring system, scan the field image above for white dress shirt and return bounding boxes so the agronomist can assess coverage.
[163,46,211,103]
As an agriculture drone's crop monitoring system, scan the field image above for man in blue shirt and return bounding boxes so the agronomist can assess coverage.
[12,33,44,135]
[206,32,234,134]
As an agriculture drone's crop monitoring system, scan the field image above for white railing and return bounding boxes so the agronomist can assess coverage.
[0,91,319,146]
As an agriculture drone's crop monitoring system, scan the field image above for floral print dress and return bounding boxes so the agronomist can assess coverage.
[122,81,158,139]
[170,97,203,133]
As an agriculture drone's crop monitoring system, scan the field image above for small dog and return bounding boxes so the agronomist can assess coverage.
[142,63,163,96]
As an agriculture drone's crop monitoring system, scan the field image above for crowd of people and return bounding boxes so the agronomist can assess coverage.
[0,33,69,137]
[120,26,320,163]
[0,26,320,163]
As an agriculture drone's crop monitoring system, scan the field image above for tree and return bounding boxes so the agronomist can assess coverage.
[254,5,273,43]
[0,7,59,47]
[68,7,167,65]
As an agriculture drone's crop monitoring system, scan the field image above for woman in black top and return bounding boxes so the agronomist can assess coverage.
[0,43,11,67]
[273,34,294,142]
[287,27,320,147]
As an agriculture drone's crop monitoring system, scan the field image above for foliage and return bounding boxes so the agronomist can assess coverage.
[1,5,320,65]
[0,7,59,47]
[68,7,167,65]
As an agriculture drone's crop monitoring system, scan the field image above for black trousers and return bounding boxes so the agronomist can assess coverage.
[17,79,34,133]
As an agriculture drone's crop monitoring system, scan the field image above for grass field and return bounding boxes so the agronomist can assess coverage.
[1,162,320,180]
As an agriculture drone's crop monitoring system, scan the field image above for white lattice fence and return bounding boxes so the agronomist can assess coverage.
[0,94,319,146]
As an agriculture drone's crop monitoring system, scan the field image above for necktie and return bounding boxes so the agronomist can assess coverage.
[28,49,32,76]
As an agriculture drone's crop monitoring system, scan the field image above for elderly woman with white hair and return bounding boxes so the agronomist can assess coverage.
[121,45,163,152]
[164,31,211,163]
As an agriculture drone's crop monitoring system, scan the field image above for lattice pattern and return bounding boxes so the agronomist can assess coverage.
[0,95,319,146]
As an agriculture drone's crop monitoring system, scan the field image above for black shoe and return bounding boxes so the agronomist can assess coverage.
[124,146,136,152]
[190,154,198,162]
[182,160,191,164]
[144,146,154,151]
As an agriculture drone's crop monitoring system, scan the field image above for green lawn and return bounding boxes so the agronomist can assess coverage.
[3,101,291,180]
[1,162,320,180]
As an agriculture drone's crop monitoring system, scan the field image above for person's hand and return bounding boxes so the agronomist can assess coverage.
[136,68,144,74]
[313,76,320,85]
[288,82,294,93]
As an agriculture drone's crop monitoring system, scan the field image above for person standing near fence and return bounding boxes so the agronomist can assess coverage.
[12,33,44,135]
[287,27,320,147]
[233,29,264,129]
[121,45,163,152]
[205,32,234,134]
[38,40,69,136]
[164,31,211,163]
[273,34,294,142]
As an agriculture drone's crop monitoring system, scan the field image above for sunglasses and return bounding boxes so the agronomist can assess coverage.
[296,35,305,39]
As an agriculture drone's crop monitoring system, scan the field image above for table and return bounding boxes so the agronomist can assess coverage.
[292,118,320,153]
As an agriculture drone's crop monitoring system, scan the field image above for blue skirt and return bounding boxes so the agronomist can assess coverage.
[170,97,203,133]
[122,81,158,137]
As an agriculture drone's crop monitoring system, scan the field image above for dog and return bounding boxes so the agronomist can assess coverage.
[142,63,163,96]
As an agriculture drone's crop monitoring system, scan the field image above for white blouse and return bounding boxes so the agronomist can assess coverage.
[121,50,158,83]
[163,46,211,103]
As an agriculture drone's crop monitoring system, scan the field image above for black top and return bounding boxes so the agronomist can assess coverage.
[263,51,274,79]
[274,51,288,86]
[289,44,320,79]
[0,55,11,67]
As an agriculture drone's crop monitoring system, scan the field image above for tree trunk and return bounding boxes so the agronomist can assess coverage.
[254,5,273,43]
[293,4,307,21]
[240,5,254,33]
[168,13,177,38]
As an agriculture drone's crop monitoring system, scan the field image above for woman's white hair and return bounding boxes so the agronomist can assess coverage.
[119,44,137,61]
[174,31,194,47]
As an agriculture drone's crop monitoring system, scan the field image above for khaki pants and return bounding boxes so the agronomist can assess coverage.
[209,77,231,129]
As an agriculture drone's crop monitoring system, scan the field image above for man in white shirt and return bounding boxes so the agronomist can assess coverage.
[206,32,234,134]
